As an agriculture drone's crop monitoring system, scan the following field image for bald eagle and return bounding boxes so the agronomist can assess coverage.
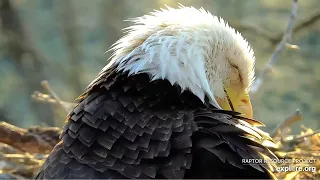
[35,6,277,179]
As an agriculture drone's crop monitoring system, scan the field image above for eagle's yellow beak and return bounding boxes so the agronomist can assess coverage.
[216,88,253,119]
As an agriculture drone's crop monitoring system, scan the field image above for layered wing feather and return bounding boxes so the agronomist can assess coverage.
[35,67,198,179]
[35,66,276,179]
[185,109,277,179]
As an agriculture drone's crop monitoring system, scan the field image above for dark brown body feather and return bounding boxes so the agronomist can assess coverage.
[35,66,276,179]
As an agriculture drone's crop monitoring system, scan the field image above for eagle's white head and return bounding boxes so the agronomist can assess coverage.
[105,5,255,118]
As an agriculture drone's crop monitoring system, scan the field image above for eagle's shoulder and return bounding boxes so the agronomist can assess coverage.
[41,68,202,179]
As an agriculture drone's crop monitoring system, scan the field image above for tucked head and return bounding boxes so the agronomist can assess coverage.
[105,5,255,118]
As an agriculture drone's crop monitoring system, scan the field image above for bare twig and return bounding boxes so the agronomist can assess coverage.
[31,80,76,113]
[31,91,76,113]
[232,10,320,45]
[40,81,64,107]
[40,80,72,113]
[273,10,320,45]
[230,21,277,43]
[284,129,320,143]
[270,109,302,138]
[295,129,320,140]
[250,0,299,94]
[293,11,320,35]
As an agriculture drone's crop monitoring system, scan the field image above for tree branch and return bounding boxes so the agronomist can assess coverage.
[250,0,299,94]
[232,10,320,45]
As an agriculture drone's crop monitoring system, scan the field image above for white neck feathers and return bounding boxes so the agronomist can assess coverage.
[103,6,255,107]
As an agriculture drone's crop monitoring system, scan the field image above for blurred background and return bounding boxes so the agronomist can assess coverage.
[0,0,319,133]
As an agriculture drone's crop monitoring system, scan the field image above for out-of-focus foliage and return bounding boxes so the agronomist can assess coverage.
[0,0,319,132]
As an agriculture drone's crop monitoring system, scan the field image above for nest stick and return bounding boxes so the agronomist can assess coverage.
[270,109,302,138]
[0,122,60,154]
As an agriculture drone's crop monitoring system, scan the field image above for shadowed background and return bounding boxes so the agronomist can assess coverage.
[0,0,319,133]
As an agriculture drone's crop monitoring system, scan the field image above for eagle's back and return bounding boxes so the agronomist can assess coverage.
[35,67,276,179]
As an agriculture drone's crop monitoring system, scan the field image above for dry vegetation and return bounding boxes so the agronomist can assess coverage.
[1,0,320,179]
[0,113,319,179]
